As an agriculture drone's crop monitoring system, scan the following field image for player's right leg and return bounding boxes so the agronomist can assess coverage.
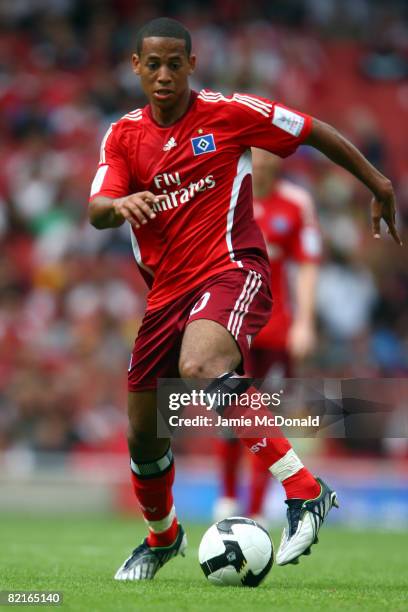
[114,390,187,581]
[115,298,188,581]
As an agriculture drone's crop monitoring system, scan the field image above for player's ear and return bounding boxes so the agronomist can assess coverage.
[188,54,196,75]
[132,53,141,75]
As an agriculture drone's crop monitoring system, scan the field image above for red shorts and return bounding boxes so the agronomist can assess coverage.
[128,268,272,392]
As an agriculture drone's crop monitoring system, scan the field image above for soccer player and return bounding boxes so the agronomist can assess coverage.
[214,149,321,525]
[88,18,401,579]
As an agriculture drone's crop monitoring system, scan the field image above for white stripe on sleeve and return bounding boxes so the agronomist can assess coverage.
[90,165,109,197]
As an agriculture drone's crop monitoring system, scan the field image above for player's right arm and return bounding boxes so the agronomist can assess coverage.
[88,121,163,230]
[89,193,159,229]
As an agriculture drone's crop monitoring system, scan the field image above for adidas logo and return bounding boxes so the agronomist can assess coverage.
[163,137,177,151]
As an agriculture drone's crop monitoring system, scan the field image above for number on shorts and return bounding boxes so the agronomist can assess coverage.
[190,291,211,315]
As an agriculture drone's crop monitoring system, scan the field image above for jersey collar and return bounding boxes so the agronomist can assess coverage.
[145,90,198,128]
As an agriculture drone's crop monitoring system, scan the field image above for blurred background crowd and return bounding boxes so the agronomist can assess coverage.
[0,0,407,459]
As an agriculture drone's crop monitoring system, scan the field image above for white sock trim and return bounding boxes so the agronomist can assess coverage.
[130,447,173,477]
[145,505,176,533]
[269,448,304,482]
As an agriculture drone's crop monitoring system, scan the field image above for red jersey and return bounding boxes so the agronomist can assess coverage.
[90,90,312,311]
[252,180,321,349]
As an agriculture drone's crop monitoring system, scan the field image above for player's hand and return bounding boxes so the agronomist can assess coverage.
[371,185,402,246]
[113,191,166,228]
[287,320,316,361]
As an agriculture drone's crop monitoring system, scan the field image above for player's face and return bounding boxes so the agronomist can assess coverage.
[132,37,196,109]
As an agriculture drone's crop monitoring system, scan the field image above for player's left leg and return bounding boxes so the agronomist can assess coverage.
[179,317,245,519]
[179,318,242,379]
[204,371,339,565]
[179,270,338,564]
[246,348,292,523]
[179,307,321,511]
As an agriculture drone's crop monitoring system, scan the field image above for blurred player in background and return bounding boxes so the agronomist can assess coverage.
[214,149,321,524]
[88,17,400,581]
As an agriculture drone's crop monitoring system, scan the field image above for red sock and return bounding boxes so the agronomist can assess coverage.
[220,383,320,501]
[242,438,319,500]
[130,449,179,547]
[145,515,179,548]
[280,467,320,500]
[216,438,242,499]
[247,450,270,516]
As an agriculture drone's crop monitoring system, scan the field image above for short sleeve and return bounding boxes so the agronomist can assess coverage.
[89,123,131,201]
[230,94,312,158]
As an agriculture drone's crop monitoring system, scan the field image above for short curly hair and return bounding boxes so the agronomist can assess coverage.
[136,17,192,56]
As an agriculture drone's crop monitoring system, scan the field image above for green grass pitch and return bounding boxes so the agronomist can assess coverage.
[0,515,407,612]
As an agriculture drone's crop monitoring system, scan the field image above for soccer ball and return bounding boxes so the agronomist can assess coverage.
[198,517,274,587]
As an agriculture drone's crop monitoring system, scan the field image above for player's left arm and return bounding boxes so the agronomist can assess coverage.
[304,118,402,245]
